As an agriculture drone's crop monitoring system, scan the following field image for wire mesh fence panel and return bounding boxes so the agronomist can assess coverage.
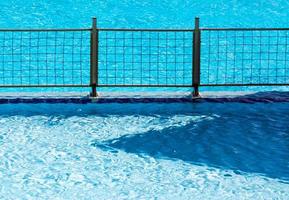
[1,24,289,93]
[98,30,193,87]
[201,29,289,86]
[0,30,90,87]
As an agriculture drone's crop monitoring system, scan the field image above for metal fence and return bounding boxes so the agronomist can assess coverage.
[0,18,288,97]
[0,29,90,88]
[200,28,289,88]
[98,30,193,87]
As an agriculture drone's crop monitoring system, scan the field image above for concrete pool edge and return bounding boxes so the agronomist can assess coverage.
[0,91,289,103]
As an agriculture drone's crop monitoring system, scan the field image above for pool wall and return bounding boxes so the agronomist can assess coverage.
[0,91,289,104]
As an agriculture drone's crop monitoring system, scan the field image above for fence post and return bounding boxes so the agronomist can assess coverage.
[193,17,201,97]
[90,17,98,97]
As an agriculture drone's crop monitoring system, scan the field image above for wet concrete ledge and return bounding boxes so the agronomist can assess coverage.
[0,91,289,104]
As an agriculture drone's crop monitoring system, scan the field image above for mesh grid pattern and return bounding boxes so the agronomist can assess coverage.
[0,30,90,86]
[1,27,289,90]
[98,30,193,86]
[201,30,289,85]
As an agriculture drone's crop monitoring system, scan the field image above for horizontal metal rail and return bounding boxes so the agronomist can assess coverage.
[5,27,289,32]
[98,28,194,32]
[97,85,192,87]
[2,27,285,32]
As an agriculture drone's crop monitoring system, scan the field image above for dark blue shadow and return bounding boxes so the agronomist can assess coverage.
[94,105,289,182]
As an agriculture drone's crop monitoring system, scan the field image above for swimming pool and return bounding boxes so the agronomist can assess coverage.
[0,0,289,94]
[0,0,289,199]
[0,102,288,199]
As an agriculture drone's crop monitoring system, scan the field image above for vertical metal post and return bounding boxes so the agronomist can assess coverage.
[90,17,98,97]
[193,17,201,97]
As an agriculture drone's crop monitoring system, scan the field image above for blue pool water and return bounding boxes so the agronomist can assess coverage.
[0,0,289,93]
[0,0,288,28]
[0,102,289,199]
[0,1,289,199]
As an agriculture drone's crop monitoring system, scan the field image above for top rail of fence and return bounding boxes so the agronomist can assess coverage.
[98,28,195,32]
[0,28,195,32]
[1,27,288,32]
[98,27,289,31]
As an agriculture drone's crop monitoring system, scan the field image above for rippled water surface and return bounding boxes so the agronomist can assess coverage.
[0,0,289,199]
[0,0,289,92]
[0,0,288,28]
[0,102,289,199]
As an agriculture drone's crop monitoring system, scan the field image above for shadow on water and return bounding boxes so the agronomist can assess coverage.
[94,103,289,182]
[1,91,289,182]
[2,91,289,117]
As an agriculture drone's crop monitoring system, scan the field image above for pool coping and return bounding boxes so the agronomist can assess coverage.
[0,91,289,103]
